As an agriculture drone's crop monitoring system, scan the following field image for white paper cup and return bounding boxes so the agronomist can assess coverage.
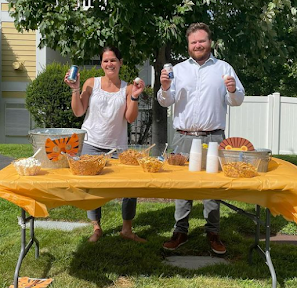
[207,142,218,156]
[206,155,219,173]
[190,139,202,153]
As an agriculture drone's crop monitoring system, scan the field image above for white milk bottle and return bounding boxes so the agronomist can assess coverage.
[189,139,202,172]
[206,142,219,173]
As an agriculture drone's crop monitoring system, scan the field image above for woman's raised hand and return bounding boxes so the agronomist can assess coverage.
[64,71,80,89]
[132,78,145,98]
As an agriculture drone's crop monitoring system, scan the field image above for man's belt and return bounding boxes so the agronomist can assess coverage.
[177,129,224,136]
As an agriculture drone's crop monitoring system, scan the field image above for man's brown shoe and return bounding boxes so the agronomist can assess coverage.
[88,229,103,243]
[207,232,226,254]
[163,232,188,250]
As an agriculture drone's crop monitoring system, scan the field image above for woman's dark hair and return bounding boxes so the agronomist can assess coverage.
[100,46,122,61]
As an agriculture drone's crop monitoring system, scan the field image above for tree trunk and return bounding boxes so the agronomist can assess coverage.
[152,45,170,155]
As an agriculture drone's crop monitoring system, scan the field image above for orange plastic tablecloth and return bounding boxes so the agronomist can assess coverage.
[0,158,297,222]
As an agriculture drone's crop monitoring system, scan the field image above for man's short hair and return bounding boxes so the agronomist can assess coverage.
[186,23,212,40]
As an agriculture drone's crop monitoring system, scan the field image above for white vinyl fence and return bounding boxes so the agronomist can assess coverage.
[168,93,297,155]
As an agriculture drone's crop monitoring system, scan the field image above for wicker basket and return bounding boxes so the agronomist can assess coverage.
[137,156,164,173]
[166,153,189,166]
[118,145,149,165]
[68,154,106,176]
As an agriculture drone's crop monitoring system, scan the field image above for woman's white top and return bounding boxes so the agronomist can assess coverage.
[82,77,128,149]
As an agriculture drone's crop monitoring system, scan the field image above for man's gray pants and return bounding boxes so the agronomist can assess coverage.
[171,131,225,234]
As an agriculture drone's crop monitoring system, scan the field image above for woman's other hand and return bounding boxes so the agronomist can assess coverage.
[131,78,145,99]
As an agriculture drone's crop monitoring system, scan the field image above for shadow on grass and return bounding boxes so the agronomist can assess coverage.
[66,202,297,287]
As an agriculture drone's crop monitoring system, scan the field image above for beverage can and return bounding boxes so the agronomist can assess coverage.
[68,65,79,83]
[164,63,174,79]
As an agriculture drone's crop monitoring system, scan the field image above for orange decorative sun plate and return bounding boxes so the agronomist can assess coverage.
[45,133,79,161]
[219,137,254,151]
[9,277,53,288]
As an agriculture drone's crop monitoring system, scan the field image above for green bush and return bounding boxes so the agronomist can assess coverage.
[26,62,138,128]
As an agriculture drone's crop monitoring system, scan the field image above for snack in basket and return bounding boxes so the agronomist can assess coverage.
[222,161,258,178]
[68,154,106,175]
[118,149,147,165]
[167,153,189,166]
[138,156,164,173]
[13,157,42,176]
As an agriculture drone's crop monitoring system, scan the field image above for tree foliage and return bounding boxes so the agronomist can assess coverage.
[204,0,297,96]
[8,0,297,147]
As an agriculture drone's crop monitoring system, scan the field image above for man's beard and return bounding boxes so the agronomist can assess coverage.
[189,48,211,63]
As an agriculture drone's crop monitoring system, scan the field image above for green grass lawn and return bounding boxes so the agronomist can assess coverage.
[0,145,297,288]
[0,144,33,159]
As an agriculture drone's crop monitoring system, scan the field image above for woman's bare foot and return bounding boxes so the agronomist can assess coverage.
[120,231,146,243]
[88,220,102,242]
[88,229,103,243]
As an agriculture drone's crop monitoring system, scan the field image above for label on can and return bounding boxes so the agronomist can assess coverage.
[164,63,174,79]
[68,65,79,83]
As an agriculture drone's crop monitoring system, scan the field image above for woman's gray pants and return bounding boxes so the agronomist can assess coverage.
[81,143,137,222]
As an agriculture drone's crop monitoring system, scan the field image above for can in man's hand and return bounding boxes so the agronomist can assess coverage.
[68,65,79,83]
[164,63,174,79]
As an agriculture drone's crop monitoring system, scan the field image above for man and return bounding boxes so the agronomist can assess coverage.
[157,22,245,254]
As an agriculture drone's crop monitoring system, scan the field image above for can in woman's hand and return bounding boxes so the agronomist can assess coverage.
[68,65,79,83]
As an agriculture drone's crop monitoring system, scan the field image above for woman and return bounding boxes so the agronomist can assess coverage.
[64,46,146,243]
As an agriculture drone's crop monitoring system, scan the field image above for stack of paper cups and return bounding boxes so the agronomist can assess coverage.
[206,142,219,173]
[189,139,202,172]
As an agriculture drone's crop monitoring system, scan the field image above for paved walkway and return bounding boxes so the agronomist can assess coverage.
[22,218,89,231]
[0,154,14,170]
[164,256,228,269]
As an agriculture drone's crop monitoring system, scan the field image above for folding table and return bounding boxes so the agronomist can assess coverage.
[1,158,297,288]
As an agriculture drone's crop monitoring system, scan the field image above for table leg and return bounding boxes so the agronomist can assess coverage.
[13,209,39,288]
[248,205,261,263]
[265,211,277,288]
[218,201,277,288]
[248,206,277,288]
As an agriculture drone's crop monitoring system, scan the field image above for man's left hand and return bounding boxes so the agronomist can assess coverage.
[223,75,236,93]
